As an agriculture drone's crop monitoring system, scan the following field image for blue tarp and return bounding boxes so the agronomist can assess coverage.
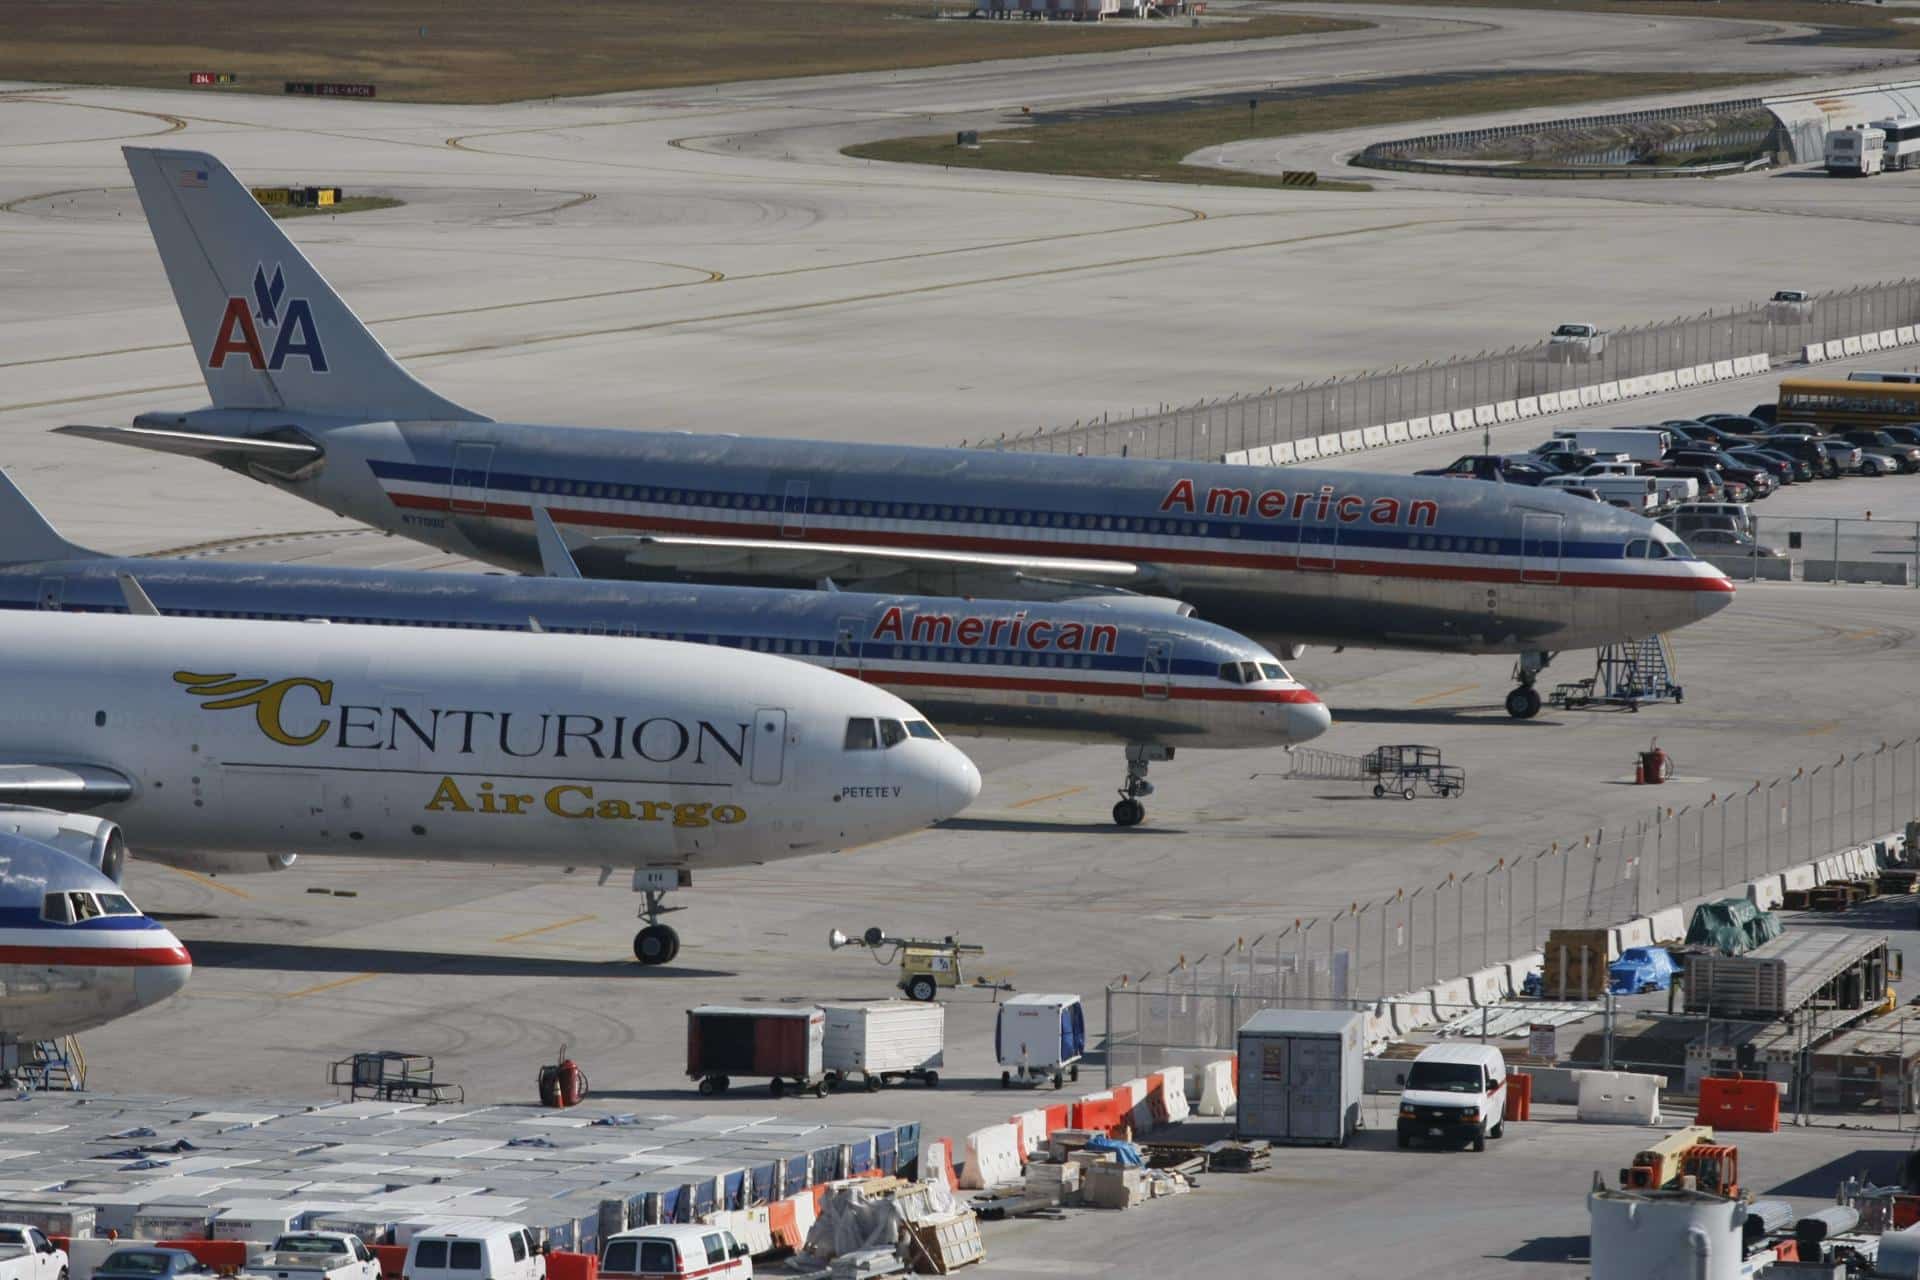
[1608,946,1678,995]
[1084,1135,1143,1167]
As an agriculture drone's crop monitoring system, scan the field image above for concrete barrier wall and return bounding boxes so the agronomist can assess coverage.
[1430,978,1472,1018]
[1466,966,1512,1005]
[1649,907,1686,943]
[1782,863,1818,893]
[1747,876,1784,909]
[1806,560,1910,586]
[1198,1060,1236,1117]
[1616,918,1654,951]
[959,1123,1022,1189]
[1577,1071,1663,1125]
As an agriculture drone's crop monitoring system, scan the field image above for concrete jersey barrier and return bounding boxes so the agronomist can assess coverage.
[1577,1071,1663,1125]
[958,1122,1022,1190]
[1197,1059,1236,1117]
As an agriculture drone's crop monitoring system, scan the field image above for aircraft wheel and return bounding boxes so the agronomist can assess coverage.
[635,924,678,965]
[1113,798,1146,827]
[1505,686,1542,720]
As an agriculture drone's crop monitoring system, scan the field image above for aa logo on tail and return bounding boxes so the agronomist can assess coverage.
[208,264,328,373]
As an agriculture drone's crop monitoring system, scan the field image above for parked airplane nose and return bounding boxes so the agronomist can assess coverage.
[1696,574,1735,619]
[1289,697,1333,743]
[133,927,192,1010]
[939,749,983,817]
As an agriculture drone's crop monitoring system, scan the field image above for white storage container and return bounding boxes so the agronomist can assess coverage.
[1235,1008,1364,1147]
[821,1001,945,1090]
[133,1202,216,1240]
[212,1201,308,1240]
[995,994,1086,1087]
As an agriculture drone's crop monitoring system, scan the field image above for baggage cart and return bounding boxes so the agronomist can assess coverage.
[686,1005,827,1098]
[821,1001,945,1091]
[1362,744,1464,799]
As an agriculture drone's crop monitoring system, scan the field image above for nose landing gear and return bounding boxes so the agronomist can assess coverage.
[627,868,692,965]
[1505,651,1552,720]
[1113,743,1172,827]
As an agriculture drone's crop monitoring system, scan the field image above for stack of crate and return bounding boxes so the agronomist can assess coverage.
[1541,929,1614,999]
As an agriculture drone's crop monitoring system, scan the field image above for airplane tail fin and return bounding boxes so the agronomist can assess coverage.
[0,470,102,564]
[121,147,487,424]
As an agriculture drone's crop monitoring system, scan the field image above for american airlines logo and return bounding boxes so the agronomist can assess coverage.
[1159,479,1439,527]
[207,263,329,372]
[871,606,1118,654]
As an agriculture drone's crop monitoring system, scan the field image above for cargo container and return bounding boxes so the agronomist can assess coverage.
[686,1005,826,1098]
[996,993,1085,1088]
[1683,929,1888,1019]
[821,1001,945,1091]
[1235,1008,1364,1147]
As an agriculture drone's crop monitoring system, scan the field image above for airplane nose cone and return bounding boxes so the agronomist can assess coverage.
[1696,575,1735,619]
[134,931,192,1009]
[943,750,983,816]
[1289,697,1333,743]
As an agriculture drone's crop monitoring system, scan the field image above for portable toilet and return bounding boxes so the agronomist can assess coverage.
[995,993,1085,1087]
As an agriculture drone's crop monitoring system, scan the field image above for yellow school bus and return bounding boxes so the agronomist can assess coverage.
[1775,374,1920,430]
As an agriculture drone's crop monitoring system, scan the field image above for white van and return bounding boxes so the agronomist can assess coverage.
[1396,1043,1508,1153]
[402,1223,545,1280]
[1543,429,1669,463]
[600,1227,751,1280]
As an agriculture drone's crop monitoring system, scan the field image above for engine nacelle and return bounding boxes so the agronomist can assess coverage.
[139,850,299,876]
[0,807,126,883]
[1278,643,1307,661]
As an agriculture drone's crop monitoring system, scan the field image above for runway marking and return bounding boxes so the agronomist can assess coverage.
[1841,629,1880,641]
[1412,683,1478,705]
[1807,722,1839,737]
[160,863,253,900]
[0,97,184,148]
[1432,829,1479,845]
[1010,786,1086,809]
[281,971,379,1000]
[495,913,597,943]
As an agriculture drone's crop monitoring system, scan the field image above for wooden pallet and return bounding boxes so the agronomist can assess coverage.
[905,1213,985,1274]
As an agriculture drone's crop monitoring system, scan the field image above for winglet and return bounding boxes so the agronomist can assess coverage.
[532,508,583,579]
[116,573,161,617]
[0,469,100,564]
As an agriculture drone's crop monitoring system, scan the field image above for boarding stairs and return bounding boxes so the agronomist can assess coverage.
[1549,634,1682,712]
[1282,747,1368,782]
[18,1038,85,1091]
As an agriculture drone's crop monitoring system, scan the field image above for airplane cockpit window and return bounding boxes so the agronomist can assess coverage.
[844,718,879,751]
[1239,661,1261,684]
[41,893,74,925]
[1656,533,1696,561]
[1218,663,1245,684]
[96,893,139,917]
[1624,538,1650,559]
[68,891,102,921]
[878,720,908,749]
[1259,662,1289,681]
[905,720,942,741]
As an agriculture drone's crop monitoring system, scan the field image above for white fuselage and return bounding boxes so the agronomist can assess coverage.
[0,614,979,871]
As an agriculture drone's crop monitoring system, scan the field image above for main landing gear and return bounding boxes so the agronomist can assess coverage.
[1505,650,1553,720]
[1114,743,1172,827]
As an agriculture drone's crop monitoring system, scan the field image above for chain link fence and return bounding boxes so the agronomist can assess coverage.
[1711,514,1920,588]
[975,280,1920,461]
[1104,738,1920,1085]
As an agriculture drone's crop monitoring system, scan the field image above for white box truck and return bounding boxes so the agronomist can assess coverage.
[821,1001,944,1091]
[1235,1008,1364,1148]
[1539,429,1670,462]
[996,993,1086,1088]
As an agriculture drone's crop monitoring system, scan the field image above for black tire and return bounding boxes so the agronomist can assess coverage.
[1001,1071,1012,1089]
[924,1071,940,1088]
[1472,1133,1486,1153]
[1491,1120,1505,1139]
[698,1075,719,1096]
[1402,788,1416,801]
[1505,686,1542,720]
[1372,784,1385,798]
[715,1074,729,1094]
[1113,798,1145,827]
[864,1074,881,1093]
[1397,1131,1410,1149]
[770,1077,787,1098]
[634,925,677,965]
[1069,1064,1080,1082]
[907,975,938,1003]
[1053,1073,1064,1089]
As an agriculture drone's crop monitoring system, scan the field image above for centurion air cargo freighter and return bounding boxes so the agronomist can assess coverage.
[0,611,979,963]
[0,475,1325,827]
[66,148,1732,722]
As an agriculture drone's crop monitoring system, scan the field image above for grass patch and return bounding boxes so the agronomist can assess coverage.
[266,196,405,220]
[845,70,1767,190]
[3,1,1363,104]
[1287,0,1920,50]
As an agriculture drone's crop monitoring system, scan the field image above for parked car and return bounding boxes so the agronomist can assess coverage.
[1417,455,1553,485]
[1648,465,1734,503]
[1668,500,1753,536]
[1396,1043,1508,1153]
[601,1227,752,1280]
[1669,449,1775,498]
[92,1251,211,1280]
[1555,485,1605,503]
[1728,446,1799,484]
[1660,420,1752,450]
[1685,528,1785,558]
[1698,413,1772,436]
[249,1234,382,1280]
[0,1228,67,1280]
[1752,434,1840,479]
[1833,429,1920,473]
[1876,423,1920,452]
[404,1226,545,1280]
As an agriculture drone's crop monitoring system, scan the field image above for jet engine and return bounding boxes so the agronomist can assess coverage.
[0,807,126,882]
[139,850,299,876]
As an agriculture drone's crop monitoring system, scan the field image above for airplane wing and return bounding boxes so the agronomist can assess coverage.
[59,423,323,464]
[0,764,135,811]
[602,534,1145,590]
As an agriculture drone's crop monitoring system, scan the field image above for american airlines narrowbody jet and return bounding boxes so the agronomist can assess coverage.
[0,476,1325,827]
[0,612,979,963]
[69,148,1734,721]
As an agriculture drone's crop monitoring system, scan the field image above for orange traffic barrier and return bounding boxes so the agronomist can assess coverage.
[1504,1072,1532,1122]
[1697,1076,1781,1133]
[768,1198,802,1251]
[1893,1194,1920,1230]
[372,1246,408,1280]
[1043,1103,1070,1134]
[544,1253,596,1280]
[160,1242,249,1273]
[1145,1073,1169,1125]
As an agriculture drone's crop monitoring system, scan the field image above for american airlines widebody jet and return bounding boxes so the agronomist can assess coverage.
[0,612,979,963]
[0,475,1325,827]
[68,148,1732,721]
[0,824,190,1041]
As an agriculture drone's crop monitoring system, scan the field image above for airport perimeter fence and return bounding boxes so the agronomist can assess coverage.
[972,278,1920,461]
[1717,514,1920,588]
[1103,737,1920,1086]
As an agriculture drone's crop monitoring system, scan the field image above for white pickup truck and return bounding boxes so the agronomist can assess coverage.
[1569,461,1696,509]
[247,1234,382,1280]
[0,1226,67,1280]
[1542,472,1658,513]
